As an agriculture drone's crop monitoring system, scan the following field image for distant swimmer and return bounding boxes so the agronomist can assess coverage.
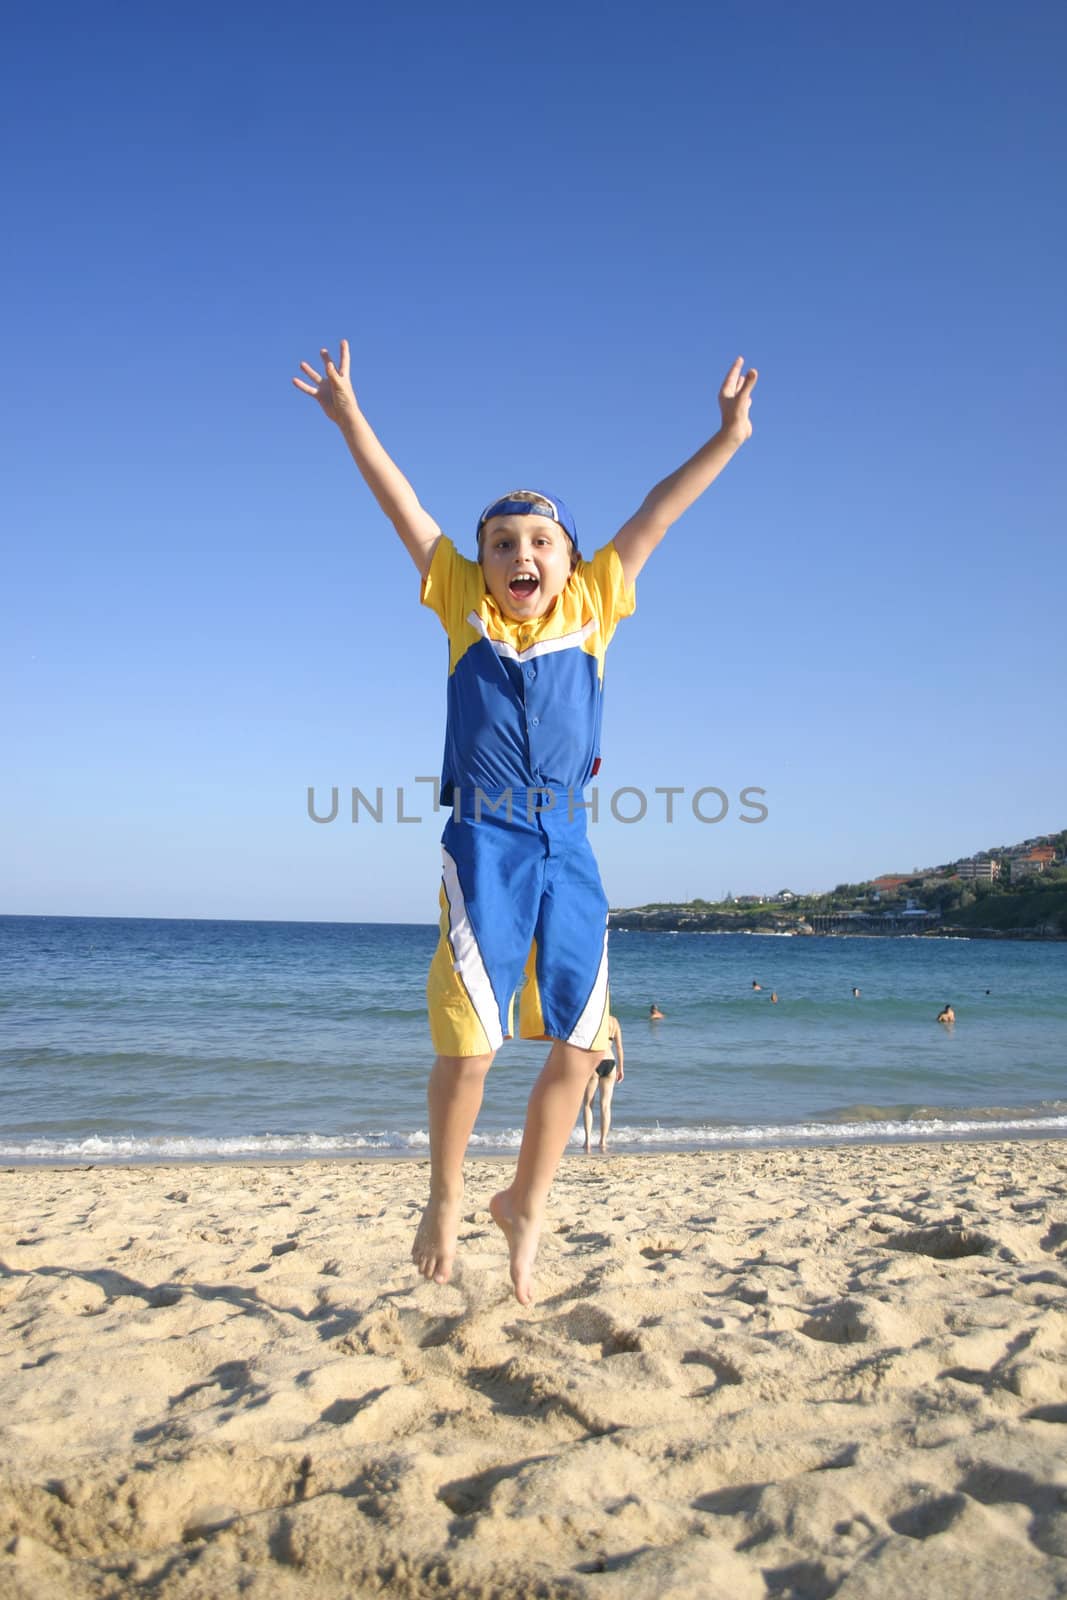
[752,980,762,991]
[770,991,779,1004]
[649,1003,665,1019]
[937,1003,955,1025]
[852,986,861,998]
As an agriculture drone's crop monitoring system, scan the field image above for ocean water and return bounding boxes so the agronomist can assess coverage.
[0,915,1065,1163]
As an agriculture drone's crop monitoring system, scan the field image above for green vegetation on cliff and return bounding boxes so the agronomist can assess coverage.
[610,829,1067,937]
[946,883,1067,936]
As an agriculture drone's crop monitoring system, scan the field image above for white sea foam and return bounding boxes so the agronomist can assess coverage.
[3,1112,1066,1164]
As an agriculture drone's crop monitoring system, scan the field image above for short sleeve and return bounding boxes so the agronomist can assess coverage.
[578,541,637,648]
[420,536,484,639]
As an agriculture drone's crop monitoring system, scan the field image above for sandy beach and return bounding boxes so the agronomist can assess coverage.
[1,1141,1066,1598]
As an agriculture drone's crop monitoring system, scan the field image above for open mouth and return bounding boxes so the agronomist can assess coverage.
[508,573,540,602]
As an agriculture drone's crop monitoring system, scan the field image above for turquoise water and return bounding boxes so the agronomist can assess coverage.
[0,915,1064,1161]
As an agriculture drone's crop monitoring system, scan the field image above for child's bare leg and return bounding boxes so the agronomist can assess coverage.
[490,1040,600,1304]
[412,1051,494,1285]
[581,1073,597,1153]
[598,1073,616,1152]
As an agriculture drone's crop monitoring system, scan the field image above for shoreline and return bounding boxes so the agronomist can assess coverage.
[3,1140,1066,1597]
[4,1121,1067,1170]
[611,923,1067,941]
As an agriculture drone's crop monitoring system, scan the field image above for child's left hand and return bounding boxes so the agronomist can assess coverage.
[718,357,758,443]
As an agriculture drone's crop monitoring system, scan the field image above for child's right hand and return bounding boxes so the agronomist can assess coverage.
[292,340,359,427]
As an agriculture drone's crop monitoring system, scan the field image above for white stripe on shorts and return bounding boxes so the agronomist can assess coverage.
[441,847,504,1051]
[567,923,609,1050]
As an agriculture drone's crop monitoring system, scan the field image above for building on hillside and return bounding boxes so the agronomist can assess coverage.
[957,858,1001,882]
[1010,847,1057,882]
[776,889,798,903]
[870,875,914,897]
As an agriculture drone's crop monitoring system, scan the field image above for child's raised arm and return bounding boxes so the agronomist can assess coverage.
[292,339,442,578]
[612,356,758,587]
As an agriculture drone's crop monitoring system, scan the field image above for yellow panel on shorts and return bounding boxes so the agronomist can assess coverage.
[426,888,496,1057]
[517,941,546,1041]
[517,943,611,1053]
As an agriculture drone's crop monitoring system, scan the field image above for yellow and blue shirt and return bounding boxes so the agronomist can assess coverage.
[421,535,636,807]
[420,534,636,1053]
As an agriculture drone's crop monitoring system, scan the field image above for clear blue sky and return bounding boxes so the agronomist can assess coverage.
[4,1,1064,922]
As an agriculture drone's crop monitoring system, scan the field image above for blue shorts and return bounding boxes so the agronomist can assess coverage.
[426,798,610,1057]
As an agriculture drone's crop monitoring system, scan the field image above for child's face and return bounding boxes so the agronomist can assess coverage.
[479,515,574,621]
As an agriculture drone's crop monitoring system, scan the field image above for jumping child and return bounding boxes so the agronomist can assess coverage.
[293,341,757,1303]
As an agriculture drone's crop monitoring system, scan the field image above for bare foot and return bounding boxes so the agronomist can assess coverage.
[411,1193,462,1285]
[489,1189,541,1306]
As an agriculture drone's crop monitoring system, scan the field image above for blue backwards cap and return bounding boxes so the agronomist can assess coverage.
[476,490,578,552]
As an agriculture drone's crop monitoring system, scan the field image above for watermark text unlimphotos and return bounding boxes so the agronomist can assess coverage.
[307,778,768,826]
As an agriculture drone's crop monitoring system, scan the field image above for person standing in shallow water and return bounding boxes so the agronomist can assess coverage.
[294,339,756,1307]
[581,1014,624,1153]
[649,1003,665,1019]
